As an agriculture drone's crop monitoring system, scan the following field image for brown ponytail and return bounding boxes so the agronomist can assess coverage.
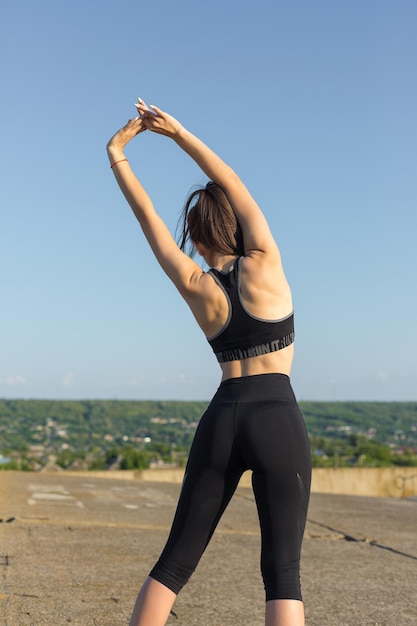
[177,182,244,258]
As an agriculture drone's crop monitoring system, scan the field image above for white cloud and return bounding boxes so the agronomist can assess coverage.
[3,375,27,385]
[129,376,145,387]
[62,372,75,387]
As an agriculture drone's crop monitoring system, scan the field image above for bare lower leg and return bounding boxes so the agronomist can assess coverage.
[265,599,305,626]
[129,577,177,626]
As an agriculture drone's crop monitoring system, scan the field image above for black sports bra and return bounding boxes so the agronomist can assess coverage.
[207,258,295,363]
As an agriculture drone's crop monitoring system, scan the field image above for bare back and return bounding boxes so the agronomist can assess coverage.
[186,250,295,380]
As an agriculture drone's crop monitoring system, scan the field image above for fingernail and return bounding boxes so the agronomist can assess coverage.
[138,97,143,103]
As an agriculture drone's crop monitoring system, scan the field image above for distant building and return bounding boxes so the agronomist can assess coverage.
[66,459,89,471]
[38,460,63,472]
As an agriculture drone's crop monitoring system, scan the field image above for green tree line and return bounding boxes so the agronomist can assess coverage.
[1,399,416,470]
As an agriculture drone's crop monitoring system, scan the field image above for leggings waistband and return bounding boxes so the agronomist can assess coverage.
[214,373,296,404]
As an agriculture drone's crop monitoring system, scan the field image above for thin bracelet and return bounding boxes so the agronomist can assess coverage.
[110,158,128,169]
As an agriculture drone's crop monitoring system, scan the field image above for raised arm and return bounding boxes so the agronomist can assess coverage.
[137,101,280,259]
[106,117,203,296]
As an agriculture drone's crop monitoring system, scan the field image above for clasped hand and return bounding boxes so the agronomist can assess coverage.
[107,98,182,153]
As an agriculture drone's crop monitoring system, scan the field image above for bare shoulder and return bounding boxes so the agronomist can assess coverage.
[182,267,230,337]
[240,251,292,313]
[187,266,216,293]
[241,250,287,286]
[182,266,226,306]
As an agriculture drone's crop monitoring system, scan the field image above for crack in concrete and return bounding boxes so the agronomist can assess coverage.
[308,518,417,561]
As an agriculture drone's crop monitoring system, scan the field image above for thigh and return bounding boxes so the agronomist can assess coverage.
[242,400,311,596]
[160,399,245,570]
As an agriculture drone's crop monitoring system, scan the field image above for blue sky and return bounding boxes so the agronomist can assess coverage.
[1,0,416,402]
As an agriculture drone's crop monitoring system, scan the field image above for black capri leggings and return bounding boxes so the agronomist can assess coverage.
[149,373,312,601]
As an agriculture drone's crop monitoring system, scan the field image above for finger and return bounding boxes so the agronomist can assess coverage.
[135,105,153,119]
[140,116,152,130]
[136,97,150,111]
[137,98,157,116]
[123,118,142,136]
[138,97,155,112]
[126,117,146,136]
[149,104,162,115]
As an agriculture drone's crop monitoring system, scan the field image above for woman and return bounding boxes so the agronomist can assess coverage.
[107,99,312,626]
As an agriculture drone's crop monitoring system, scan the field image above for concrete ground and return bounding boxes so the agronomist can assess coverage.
[0,471,416,626]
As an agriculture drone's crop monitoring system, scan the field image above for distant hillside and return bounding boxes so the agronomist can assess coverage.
[1,399,416,469]
[0,399,208,451]
[300,401,417,443]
